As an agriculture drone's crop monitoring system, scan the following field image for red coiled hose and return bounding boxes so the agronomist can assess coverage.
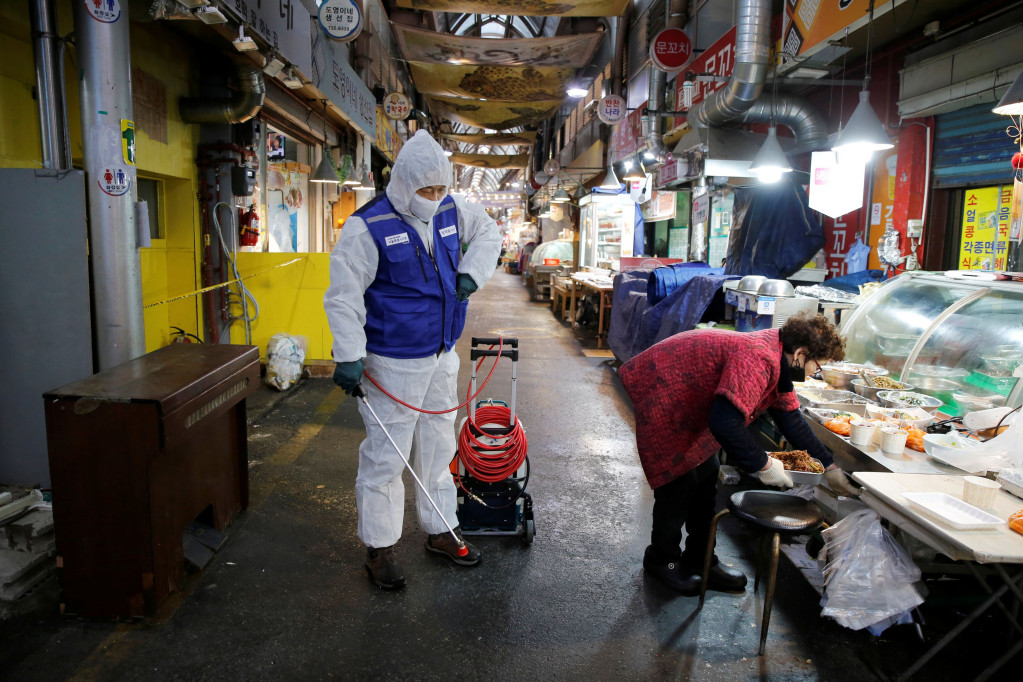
[457,403,528,483]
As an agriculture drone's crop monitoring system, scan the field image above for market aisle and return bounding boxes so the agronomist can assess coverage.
[2,269,988,680]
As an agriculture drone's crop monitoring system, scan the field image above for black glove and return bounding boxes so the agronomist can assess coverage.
[333,359,364,395]
[455,273,478,302]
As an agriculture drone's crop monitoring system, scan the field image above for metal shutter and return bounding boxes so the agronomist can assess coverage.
[933,103,1017,188]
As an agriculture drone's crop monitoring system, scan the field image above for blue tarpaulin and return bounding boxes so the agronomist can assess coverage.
[608,266,738,363]
[822,269,886,293]
[647,262,724,305]
[725,176,825,278]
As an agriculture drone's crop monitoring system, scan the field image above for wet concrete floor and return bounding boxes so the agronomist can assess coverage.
[2,269,1020,680]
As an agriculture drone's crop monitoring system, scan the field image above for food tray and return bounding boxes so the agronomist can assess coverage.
[901,492,1003,530]
[767,453,825,485]
[804,407,864,424]
[797,388,875,411]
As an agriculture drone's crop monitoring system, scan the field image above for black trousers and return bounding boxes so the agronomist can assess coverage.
[648,454,721,570]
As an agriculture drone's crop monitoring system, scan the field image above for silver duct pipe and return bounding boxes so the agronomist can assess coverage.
[74,0,145,368]
[688,0,771,128]
[29,0,68,170]
[736,93,829,152]
[179,62,266,124]
[643,0,688,165]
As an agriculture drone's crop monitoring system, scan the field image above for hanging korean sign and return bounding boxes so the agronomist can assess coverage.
[395,0,629,18]
[375,107,402,162]
[392,24,603,68]
[409,63,575,102]
[229,0,312,77]
[674,27,735,129]
[597,94,627,125]
[313,35,376,138]
[649,28,692,72]
[318,0,363,42]
[958,185,1012,270]
[808,151,864,219]
[382,92,411,121]
[426,95,559,130]
[609,101,645,163]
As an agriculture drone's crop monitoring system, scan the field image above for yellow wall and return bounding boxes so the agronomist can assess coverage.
[228,254,333,361]
[1,8,338,362]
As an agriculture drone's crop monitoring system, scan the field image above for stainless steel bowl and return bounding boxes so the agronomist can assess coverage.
[820,363,889,391]
[876,333,920,356]
[876,390,944,413]
[909,376,962,405]
[756,279,795,297]
[953,390,1005,411]
[981,354,1022,376]
[909,366,969,380]
[737,275,768,293]
[852,377,914,402]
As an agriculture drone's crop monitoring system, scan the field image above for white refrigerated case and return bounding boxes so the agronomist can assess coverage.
[579,193,636,271]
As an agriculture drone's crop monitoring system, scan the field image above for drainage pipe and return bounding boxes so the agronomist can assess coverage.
[74,0,145,369]
[30,0,68,170]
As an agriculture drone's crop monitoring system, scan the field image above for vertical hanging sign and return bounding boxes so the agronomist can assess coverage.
[319,0,363,42]
[120,119,135,166]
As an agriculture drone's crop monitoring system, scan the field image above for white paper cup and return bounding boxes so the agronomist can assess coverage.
[963,475,1001,509]
[849,419,878,446]
[880,427,909,453]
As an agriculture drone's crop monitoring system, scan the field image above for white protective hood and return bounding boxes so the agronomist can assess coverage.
[385,130,452,221]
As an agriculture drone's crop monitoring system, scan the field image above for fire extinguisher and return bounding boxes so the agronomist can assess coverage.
[239,204,260,247]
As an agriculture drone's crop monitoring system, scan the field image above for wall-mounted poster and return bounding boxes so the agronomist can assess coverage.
[267,132,286,160]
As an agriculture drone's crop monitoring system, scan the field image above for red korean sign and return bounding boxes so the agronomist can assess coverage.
[674,27,736,128]
[650,28,692,72]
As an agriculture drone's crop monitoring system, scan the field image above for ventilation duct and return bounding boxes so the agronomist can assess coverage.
[736,93,829,152]
[180,62,266,124]
[641,0,688,166]
[687,0,771,129]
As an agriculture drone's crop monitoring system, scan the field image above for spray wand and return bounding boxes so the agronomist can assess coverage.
[352,384,468,557]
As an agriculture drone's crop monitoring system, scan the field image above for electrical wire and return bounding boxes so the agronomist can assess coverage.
[212,201,260,344]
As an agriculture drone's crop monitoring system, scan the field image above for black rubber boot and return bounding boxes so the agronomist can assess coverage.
[643,547,701,596]
[365,546,406,589]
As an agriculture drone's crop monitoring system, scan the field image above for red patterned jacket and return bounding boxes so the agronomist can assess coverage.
[619,328,800,489]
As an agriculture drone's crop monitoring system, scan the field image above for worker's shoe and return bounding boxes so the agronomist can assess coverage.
[643,549,701,596]
[701,563,748,593]
[365,546,406,590]
[426,527,482,566]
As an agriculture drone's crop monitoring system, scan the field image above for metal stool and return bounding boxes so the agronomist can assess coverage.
[698,490,824,655]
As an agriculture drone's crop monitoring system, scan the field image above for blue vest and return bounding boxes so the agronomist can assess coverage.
[358,194,466,359]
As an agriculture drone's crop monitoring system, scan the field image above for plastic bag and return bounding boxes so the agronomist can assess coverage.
[950,404,1023,471]
[819,508,924,632]
[265,333,308,391]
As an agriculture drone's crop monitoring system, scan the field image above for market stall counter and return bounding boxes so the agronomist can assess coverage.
[572,271,614,348]
[852,471,1023,680]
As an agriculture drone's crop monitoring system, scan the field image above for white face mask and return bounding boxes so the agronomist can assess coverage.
[409,193,442,222]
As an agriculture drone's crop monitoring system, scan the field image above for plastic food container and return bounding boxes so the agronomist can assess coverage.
[863,405,934,429]
[901,492,1002,530]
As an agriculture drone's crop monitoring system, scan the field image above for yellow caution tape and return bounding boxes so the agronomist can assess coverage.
[143,257,305,308]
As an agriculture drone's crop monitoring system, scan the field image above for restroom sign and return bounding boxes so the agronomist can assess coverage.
[319,0,363,42]
[85,0,121,23]
[99,167,130,196]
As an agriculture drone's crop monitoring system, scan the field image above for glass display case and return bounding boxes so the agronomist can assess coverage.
[579,193,636,271]
[840,272,1023,416]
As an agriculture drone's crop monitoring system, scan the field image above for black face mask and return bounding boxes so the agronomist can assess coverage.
[789,357,806,382]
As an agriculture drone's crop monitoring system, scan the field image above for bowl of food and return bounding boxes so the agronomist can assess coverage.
[877,390,944,413]
[768,450,825,485]
[852,376,914,402]
[863,405,935,430]
[820,363,889,391]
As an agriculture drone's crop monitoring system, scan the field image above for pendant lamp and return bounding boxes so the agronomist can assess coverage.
[310,100,339,184]
[552,184,571,203]
[993,71,1023,115]
[831,1,892,163]
[599,163,621,190]
[622,159,646,181]
[749,125,792,184]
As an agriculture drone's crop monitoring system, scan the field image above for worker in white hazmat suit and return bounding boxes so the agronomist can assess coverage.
[323,130,502,589]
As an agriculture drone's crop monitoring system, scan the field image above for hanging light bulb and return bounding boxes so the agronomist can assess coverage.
[622,158,646,181]
[749,126,793,184]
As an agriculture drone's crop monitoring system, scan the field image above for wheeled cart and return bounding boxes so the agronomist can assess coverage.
[454,337,534,545]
